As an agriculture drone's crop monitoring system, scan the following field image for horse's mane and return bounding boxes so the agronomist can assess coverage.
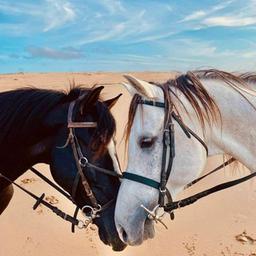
[126,69,256,142]
[0,86,115,156]
[194,69,256,83]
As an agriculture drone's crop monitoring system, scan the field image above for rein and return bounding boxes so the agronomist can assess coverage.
[0,97,120,232]
[122,91,256,227]
[0,171,85,229]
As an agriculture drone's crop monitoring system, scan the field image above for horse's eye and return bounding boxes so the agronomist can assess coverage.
[139,137,156,149]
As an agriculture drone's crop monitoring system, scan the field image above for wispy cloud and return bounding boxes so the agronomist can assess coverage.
[180,0,256,30]
[1,0,256,73]
[76,23,127,45]
[203,16,256,27]
[27,47,84,60]
[0,1,41,16]
[130,31,176,44]
[179,1,234,22]
[181,11,207,22]
[43,0,76,32]
[75,9,151,45]
[0,0,76,32]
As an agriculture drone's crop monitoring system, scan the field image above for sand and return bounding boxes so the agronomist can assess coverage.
[0,72,255,256]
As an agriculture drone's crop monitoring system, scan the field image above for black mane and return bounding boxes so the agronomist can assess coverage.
[0,87,88,145]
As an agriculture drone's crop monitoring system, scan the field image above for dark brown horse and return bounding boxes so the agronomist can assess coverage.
[0,85,126,251]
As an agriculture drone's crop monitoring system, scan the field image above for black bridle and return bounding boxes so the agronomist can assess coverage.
[61,99,121,231]
[0,96,121,231]
[122,87,256,225]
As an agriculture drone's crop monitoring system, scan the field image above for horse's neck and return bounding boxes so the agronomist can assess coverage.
[0,137,53,179]
[202,79,256,171]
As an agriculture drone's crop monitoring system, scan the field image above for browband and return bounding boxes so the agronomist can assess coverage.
[68,122,97,128]
[68,99,97,128]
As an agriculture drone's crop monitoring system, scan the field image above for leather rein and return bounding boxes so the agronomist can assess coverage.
[122,85,256,226]
[0,97,121,231]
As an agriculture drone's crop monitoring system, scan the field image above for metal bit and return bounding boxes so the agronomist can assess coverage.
[141,204,168,229]
[81,205,101,228]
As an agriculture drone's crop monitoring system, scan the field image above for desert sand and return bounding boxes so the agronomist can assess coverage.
[0,72,255,256]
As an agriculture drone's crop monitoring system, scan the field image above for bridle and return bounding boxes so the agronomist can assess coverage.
[60,99,121,230]
[122,83,256,228]
[0,96,121,231]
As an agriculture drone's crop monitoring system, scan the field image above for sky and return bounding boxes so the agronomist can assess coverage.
[0,0,256,73]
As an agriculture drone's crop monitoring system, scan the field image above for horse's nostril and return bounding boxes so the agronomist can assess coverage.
[120,227,128,243]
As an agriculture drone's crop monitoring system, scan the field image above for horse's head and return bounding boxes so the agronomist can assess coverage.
[115,75,209,245]
[44,86,126,251]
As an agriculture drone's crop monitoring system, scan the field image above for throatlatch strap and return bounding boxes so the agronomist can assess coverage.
[122,172,160,189]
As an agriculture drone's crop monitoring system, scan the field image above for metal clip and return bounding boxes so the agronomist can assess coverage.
[159,187,166,194]
[141,204,168,229]
[79,157,88,167]
[169,122,174,133]
[163,129,170,146]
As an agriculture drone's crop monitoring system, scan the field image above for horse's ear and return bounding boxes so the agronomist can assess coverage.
[104,93,122,109]
[123,74,161,99]
[79,86,104,115]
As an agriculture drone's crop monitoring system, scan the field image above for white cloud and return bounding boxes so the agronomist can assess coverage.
[181,11,207,22]
[0,1,41,16]
[211,0,235,11]
[76,22,126,45]
[0,0,76,33]
[179,1,234,23]
[180,0,256,30]
[130,31,176,44]
[203,16,256,27]
[75,9,151,45]
[43,0,76,31]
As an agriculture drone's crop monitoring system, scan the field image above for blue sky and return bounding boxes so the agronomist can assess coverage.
[0,0,256,73]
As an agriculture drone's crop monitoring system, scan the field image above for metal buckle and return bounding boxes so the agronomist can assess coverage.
[163,129,170,146]
[159,187,166,194]
[79,157,88,167]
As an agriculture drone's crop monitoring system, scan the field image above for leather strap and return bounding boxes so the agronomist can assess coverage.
[164,171,256,212]
[69,132,98,208]
[122,172,160,189]
[68,122,97,128]
[30,166,74,203]
[137,99,208,155]
[0,173,81,227]
[184,157,236,189]
[67,99,99,208]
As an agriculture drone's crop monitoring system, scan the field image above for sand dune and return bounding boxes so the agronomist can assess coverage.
[0,72,255,256]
